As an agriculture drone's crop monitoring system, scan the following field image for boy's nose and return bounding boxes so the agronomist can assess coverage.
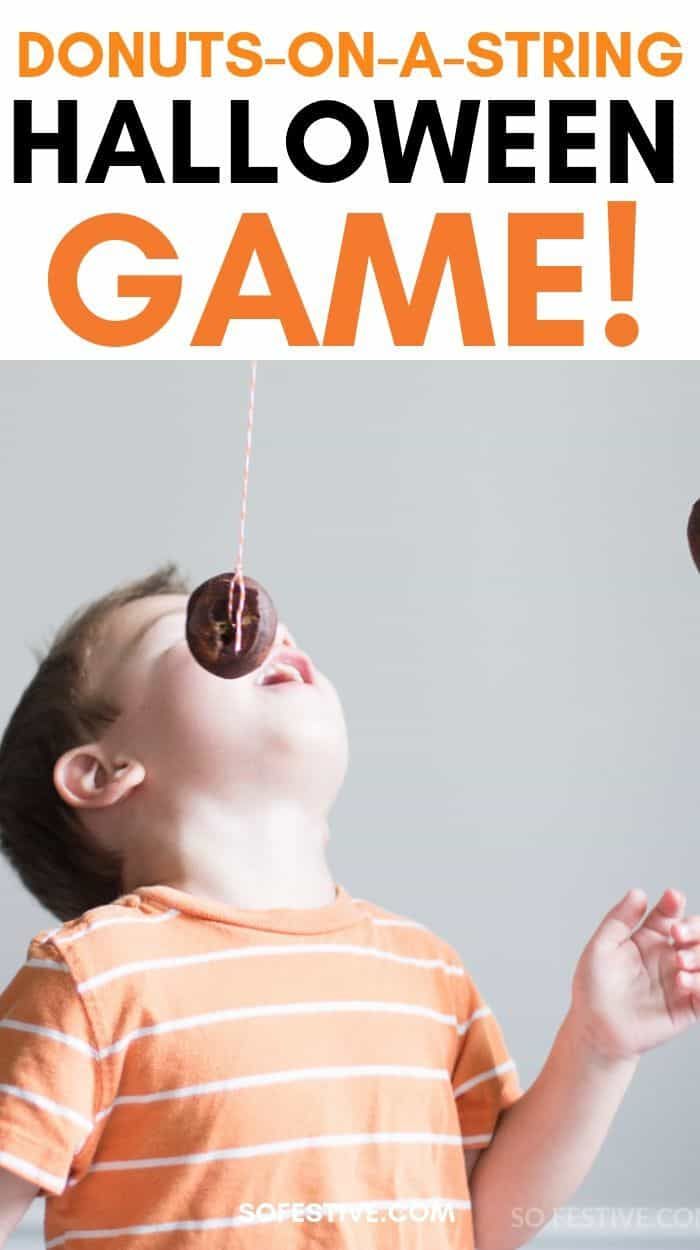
[275,622,298,650]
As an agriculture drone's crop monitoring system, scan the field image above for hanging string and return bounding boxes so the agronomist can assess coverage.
[228,361,258,653]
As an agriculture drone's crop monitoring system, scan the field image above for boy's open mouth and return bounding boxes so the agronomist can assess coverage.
[254,647,315,688]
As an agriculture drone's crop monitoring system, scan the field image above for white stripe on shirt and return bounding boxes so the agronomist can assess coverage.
[24,959,70,973]
[59,909,180,947]
[94,1064,451,1120]
[454,1060,517,1099]
[95,999,464,1060]
[0,1082,93,1132]
[0,998,483,1066]
[84,1130,473,1173]
[75,942,464,995]
[0,1018,97,1059]
[0,1148,65,1193]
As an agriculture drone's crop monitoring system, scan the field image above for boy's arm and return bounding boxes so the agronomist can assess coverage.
[0,1168,39,1247]
[466,1009,637,1250]
[0,934,103,1201]
[466,886,700,1250]
[463,1148,480,1180]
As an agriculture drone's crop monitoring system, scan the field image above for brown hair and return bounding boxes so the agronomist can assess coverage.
[0,564,191,922]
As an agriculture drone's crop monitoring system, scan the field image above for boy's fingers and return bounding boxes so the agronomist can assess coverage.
[676,968,700,995]
[671,916,700,946]
[591,888,648,948]
[676,945,700,972]
[638,888,686,938]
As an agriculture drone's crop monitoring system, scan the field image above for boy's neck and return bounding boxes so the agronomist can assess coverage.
[120,797,337,911]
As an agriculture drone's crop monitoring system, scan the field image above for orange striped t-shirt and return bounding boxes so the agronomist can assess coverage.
[0,882,523,1248]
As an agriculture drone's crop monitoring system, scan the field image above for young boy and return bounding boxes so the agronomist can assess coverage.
[0,564,697,1250]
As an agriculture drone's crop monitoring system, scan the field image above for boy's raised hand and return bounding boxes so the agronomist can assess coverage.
[570,887,699,1062]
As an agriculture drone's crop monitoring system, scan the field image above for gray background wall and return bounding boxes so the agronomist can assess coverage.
[0,363,697,1230]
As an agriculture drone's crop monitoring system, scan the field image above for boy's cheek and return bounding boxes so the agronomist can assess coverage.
[155,657,253,736]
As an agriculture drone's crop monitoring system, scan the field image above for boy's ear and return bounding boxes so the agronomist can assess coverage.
[53,746,145,811]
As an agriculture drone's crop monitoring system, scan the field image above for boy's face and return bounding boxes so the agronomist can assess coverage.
[85,593,349,809]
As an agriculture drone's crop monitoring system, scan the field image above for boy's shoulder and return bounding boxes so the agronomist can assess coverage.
[28,890,173,971]
[352,892,467,971]
[5,893,174,1054]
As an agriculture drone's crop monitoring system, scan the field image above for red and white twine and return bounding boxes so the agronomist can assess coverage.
[227,360,258,653]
